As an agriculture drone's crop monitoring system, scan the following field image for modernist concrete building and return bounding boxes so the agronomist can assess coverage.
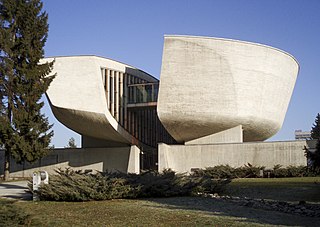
[44,56,175,150]
[40,35,307,174]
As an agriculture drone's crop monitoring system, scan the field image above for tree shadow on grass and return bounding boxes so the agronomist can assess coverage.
[142,196,320,227]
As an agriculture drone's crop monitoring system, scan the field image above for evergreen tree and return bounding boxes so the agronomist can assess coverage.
[313,140,320,169]
[311,113,320,140]
[0,0,54,180]
[65,137,77,148]
[306,113,320,171]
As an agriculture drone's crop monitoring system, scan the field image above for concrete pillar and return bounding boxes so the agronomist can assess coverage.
[124,74,128,128]
[158,143,171,172]
[133,76,137,103]
[119,72,124,126]
[115,71,119,121]
[106,69,110,110]
[110,70,115,116]
[127,145,140,174]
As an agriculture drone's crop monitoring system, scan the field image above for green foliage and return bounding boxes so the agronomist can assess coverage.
[65,137,77,148]
[194,164,320,179]
[32,168,230,201]
[234,163,265,178]
[271,165,319,178]
[193,165,236,179]
[0,199,31,226]
[0,0,54,179]
[193,163,265,179]
[311,113,320,140]
[307,113,320,171]
[306,140,320,171]
[313,140,320,169]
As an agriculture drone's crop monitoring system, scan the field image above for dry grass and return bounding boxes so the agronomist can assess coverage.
[13,196,320,226]
[2,177,320,226]
[224,177,320,202]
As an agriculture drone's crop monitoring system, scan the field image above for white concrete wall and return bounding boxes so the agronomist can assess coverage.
[185,125,243,145]
[158,35,299,142]
[0,146,140,179]
[158,141,307,173]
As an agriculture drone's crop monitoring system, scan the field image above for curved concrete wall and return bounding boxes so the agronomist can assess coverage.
[42,56,157,146]
[157,35,299,142]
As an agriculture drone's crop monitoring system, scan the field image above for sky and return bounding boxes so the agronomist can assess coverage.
[41,0,320,148]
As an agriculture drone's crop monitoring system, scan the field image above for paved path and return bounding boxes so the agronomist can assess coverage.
[0,181,32,200]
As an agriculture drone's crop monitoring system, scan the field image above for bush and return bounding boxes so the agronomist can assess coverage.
[235,163,265,178]
[273,165,320,178]
[192,165,235,179]
[0,199,31,226]
[31,169,137,201]
[32,168,230,201]
[193,164,320,179]
[193,163,265,179]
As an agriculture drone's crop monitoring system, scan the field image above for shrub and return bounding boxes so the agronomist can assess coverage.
[235,163,265,178]
[273,165,320,178]
[32,168,230,201]
[192,165,235,179]
[193,164,320,179]
[273,164,289,178]
[0,199,31,226]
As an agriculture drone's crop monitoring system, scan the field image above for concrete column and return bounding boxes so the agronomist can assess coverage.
[106,69,110,110]
[124,74,128,128]
[127,145,140,174]
[115,71,119,121]
[158,143,171,172]
[133,76,137,103]
[101,68,106,87]
[110,70,115,116]
[119,72,124,126]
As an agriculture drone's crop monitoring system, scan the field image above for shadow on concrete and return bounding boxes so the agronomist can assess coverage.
[142,196,320,227]
[1,192,32,201]
[0,183,28,189]
[0,147,133,178]
[0,181,32,200]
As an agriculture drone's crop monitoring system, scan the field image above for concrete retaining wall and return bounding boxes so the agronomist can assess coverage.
[0,145,140,179]
[158,141,307,173]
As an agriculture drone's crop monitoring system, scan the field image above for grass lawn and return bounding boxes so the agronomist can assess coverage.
[10,197,320,226]
[224,177,320,202]
[1,177,320,226]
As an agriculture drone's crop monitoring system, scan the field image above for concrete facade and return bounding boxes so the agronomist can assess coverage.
[42,56,158,148]
[157,35,299,143]
[158,141,307,173]
[185,125,243,145]
[0,146,140,178]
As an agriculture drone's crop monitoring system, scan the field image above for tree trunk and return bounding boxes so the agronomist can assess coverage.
[4,148,10,181]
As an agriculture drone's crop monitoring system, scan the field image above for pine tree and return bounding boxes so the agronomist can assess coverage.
[0,0,54,180]
[311,113,320,140]
[313,140,320,169]
[65,137,77,148]
[307,113,320,171]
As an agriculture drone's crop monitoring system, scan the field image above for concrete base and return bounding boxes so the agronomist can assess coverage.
[185,125,243,145]
[0,145,140,179]
[159,141,308,173]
